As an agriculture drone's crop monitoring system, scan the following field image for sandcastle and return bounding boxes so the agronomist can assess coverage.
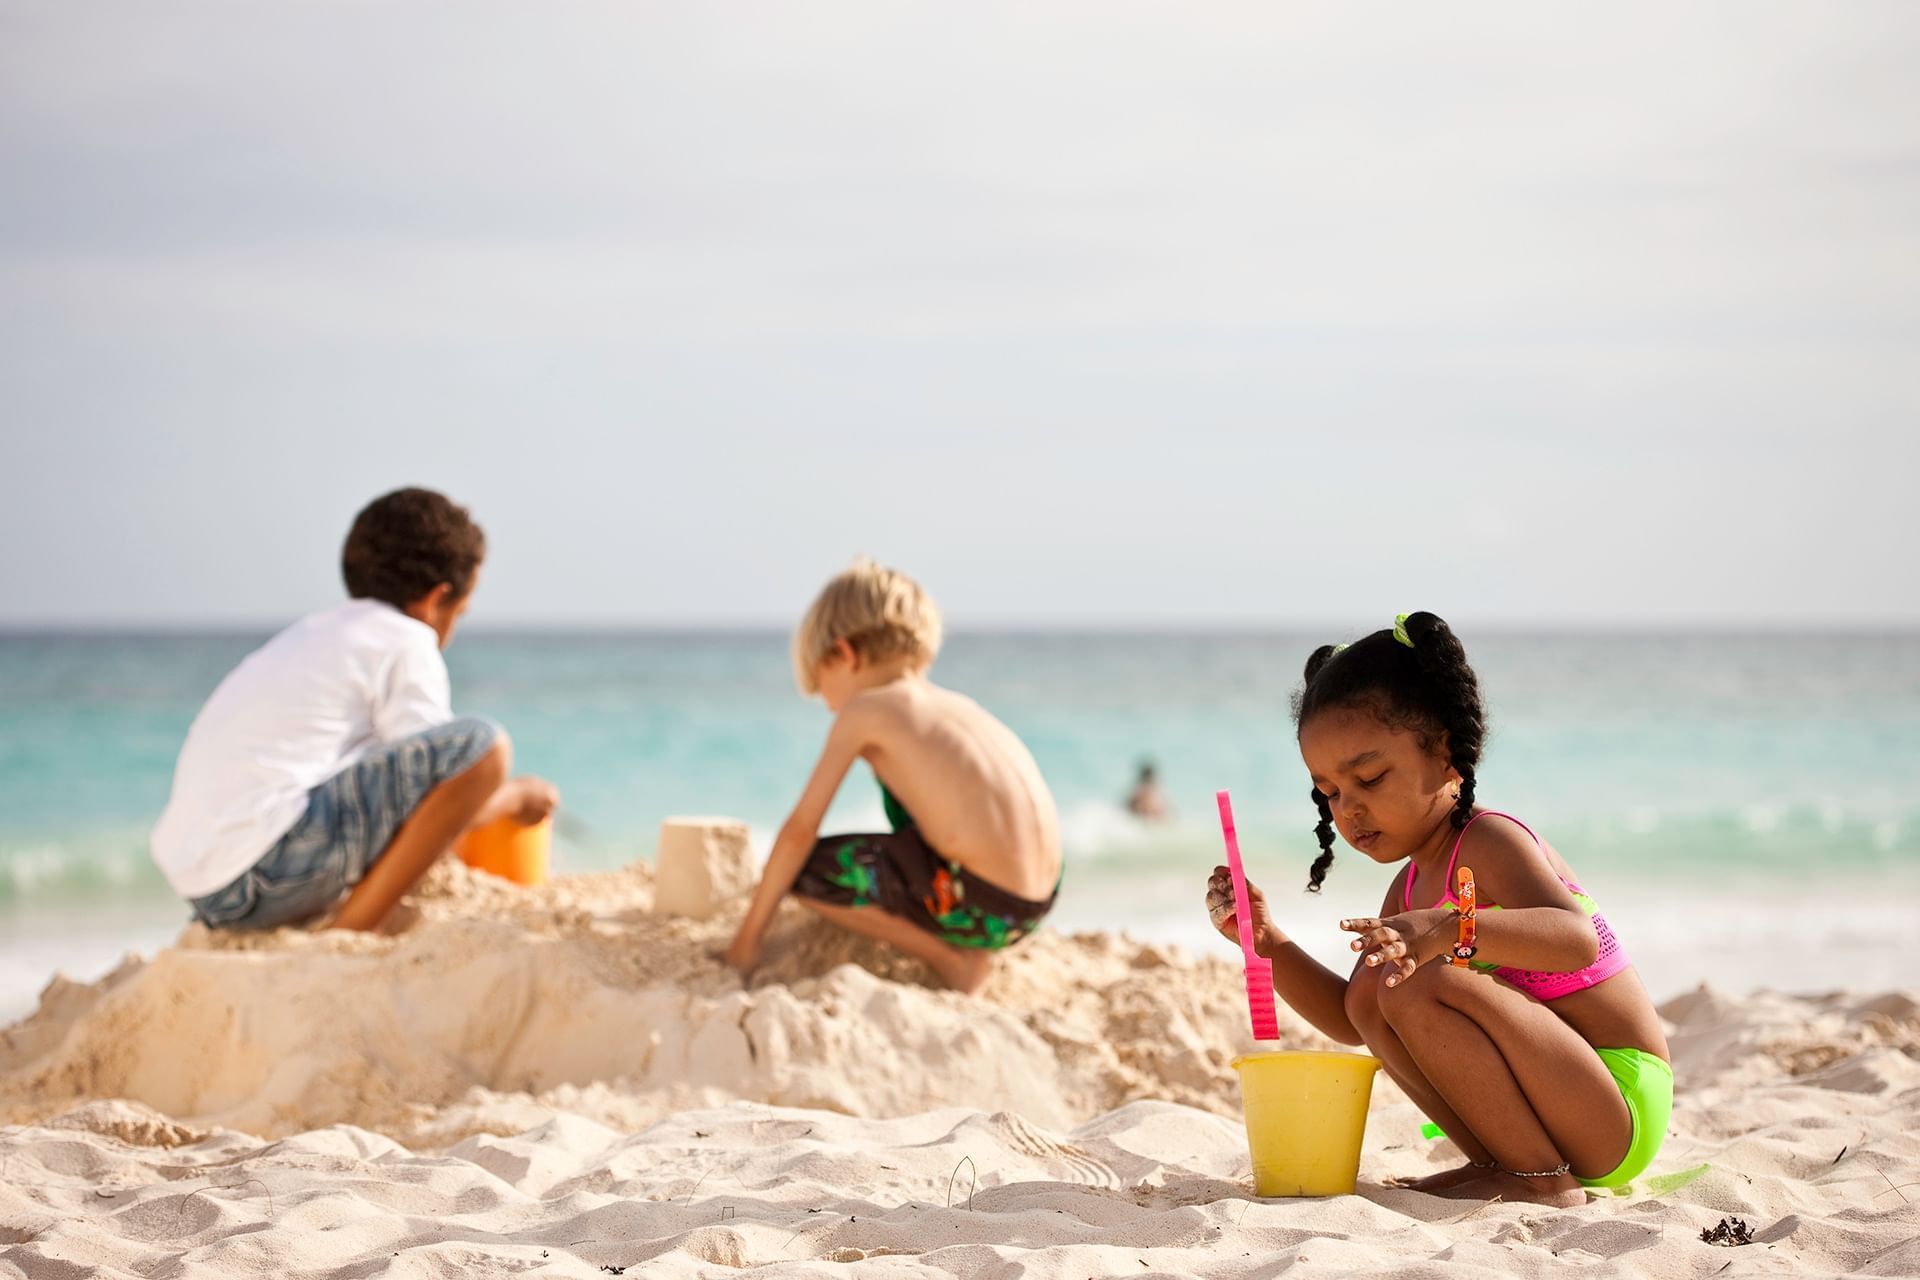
[652,816,757,920]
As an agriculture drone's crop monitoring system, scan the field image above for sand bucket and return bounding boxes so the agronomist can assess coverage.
[1231,1050,1381,1196]
[457,815,551,885]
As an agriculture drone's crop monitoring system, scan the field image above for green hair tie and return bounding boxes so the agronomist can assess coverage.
[1392,614,1415,648]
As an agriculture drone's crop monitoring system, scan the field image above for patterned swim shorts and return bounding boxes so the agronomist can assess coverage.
[792,825,1058,951]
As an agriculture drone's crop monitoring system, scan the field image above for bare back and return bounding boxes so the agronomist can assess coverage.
[841,678,1060,900]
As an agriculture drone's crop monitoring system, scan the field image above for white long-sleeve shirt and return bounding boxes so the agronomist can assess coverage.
[150,599,454,897]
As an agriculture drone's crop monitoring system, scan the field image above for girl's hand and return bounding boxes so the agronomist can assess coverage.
[1340,908,1453,987]
[1206,866,1284,958]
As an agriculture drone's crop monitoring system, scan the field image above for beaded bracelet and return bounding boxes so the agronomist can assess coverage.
[1442,865,1477,966]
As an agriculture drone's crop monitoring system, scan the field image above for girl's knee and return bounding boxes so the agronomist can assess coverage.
[1344,970,1389,1038]
[1376,961,1444,1025]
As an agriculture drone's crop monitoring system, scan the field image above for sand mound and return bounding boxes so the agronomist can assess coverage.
[6,988,1918,1279]
[1661,984,1920,1085]
[0,861,1308,1146]
[6,859,1919,1276]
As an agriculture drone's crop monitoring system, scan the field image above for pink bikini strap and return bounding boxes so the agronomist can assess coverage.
[1403,810,1541,911]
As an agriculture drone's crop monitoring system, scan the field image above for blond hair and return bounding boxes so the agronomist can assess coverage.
[793,558,943,694]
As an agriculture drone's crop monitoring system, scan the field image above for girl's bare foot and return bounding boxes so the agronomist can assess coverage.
[1434,1170,1587,1208]
[1389,1162,1493,1192]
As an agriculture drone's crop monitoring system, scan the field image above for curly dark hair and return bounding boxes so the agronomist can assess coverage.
[341,488,486,609]
[1290,612,1486,893]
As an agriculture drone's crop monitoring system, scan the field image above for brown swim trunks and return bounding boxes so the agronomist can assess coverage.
[792,785,1058,950]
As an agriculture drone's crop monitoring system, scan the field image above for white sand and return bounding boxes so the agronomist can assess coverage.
[3,860,1917,1277]
[0,860,1269,1146]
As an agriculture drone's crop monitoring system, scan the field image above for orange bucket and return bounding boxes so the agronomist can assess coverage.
[457,815,551,885]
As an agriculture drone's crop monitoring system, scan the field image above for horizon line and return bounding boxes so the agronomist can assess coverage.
[2,618,1915,637]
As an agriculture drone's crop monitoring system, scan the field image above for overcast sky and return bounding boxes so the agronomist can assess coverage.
[1,2,1914,629]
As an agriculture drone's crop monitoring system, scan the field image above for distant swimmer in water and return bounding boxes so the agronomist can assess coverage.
[1126,760,1169,821]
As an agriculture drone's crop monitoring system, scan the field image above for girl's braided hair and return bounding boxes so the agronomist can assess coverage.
[1290,612,1486,892]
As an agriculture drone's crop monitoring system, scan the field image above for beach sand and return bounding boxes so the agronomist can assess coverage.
[3,859,1917,1277]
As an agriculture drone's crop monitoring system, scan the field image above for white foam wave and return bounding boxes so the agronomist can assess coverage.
[1056,801,1174,859]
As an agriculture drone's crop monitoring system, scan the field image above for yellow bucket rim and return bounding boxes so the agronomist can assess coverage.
[1230,1049,1382,1071]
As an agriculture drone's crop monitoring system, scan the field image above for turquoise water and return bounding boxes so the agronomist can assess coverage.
[3,629,1917,1012]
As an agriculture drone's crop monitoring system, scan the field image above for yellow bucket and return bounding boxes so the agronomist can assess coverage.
[1231,1050,1381,1196]
[457,815,552,885]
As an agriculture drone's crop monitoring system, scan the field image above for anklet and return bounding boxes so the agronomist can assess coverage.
[1502,1162,1571,1178]
[1468,1158,1497,1169]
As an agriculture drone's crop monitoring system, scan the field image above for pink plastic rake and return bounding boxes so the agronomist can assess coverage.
[1217,789,1280,1040]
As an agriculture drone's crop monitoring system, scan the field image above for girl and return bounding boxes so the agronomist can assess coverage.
[1205,612,1670,1206]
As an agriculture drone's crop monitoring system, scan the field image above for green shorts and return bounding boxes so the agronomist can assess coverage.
[1577,1047,1673,1189]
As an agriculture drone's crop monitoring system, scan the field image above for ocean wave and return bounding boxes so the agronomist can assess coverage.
[0,836,171,902]
[3,801,1913,910]
[1046,802,1918,884]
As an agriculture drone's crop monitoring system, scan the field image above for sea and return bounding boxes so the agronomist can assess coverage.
[3,629,1916,1023]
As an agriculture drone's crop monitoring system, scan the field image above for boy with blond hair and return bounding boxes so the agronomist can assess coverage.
[723,559,1061,993]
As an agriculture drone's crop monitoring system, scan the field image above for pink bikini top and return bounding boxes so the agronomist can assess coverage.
[1403,810,1630,1001]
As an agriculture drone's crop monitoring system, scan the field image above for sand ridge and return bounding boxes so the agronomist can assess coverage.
[0,860,1302,1147]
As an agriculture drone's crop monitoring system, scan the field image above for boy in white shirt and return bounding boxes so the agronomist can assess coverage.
[151,488,558,931]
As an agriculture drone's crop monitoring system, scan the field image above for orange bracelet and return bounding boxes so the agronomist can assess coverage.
[1443,865,1478,967]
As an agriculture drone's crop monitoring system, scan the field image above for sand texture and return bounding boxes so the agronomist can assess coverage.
[3,861,1918,1277]
[0,861,1284,1148]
